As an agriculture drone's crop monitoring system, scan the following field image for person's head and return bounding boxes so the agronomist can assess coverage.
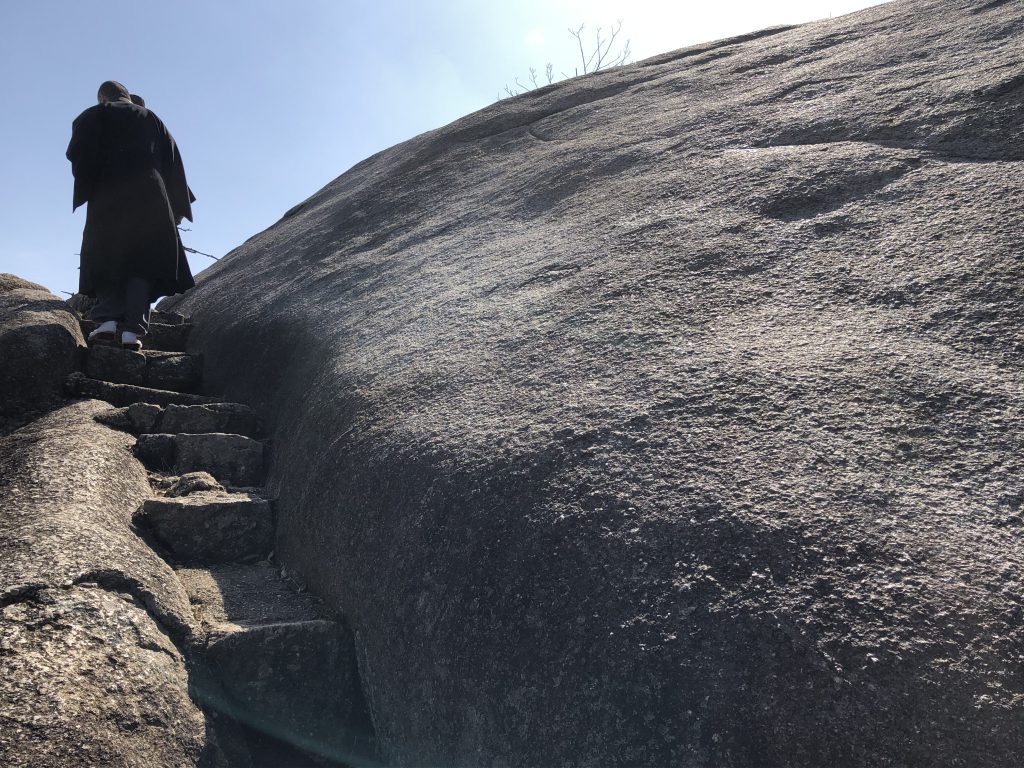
[129,93,146,107]
[97,80,130,104]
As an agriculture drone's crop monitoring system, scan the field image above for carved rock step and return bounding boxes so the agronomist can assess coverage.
[80,319,192,352]
[136,492,273,564]
[203,620,372,761]
[135,432,264,487]
[176,563,323,634]
[67,371,221,408]
[85,346,201,393]
[178,564,376,762]
[99,402,263,438]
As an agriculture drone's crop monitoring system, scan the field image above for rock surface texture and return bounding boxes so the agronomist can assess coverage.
[0,401,210,767]
[165,0,1020,764]
[0,275,84,433]
[3,307,369,765]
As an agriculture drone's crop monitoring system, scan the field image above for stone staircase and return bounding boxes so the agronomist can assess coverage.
[66,310,375,767]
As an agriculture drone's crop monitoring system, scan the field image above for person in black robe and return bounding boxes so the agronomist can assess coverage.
[130,91,198,280]
[66,80,196,350]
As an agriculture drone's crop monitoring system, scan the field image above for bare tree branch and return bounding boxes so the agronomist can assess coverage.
[594,20,627,72]
[586,26,603,72]
[499,20,631,100]
[568,24,589,73]
[608,37,632,68]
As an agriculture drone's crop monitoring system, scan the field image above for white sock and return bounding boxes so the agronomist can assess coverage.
[88,320,117,339]
[121,331,139,346]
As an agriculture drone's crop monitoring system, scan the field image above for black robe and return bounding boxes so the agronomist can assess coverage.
[67,99,196,300]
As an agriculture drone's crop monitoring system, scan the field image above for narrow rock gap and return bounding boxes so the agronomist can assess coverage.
[70,307,380,767]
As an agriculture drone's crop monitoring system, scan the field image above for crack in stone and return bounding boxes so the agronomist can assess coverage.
[0,582,46,609]
[71,569,192,643]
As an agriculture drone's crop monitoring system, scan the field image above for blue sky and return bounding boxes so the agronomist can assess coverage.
[0,0,888,297]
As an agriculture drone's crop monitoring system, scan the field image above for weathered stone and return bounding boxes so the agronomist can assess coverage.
[160,403,226,434]
[138,492,272,563]
[0,401,193,627]
[66,372,220,408]
[134,433,177,469]
[174,433,264,487]
[92,405,132,431]
[127,402,163,433]
[0,586,212,768]
[87,347,201,393]
[0,274,84,428]
[162,402,262,437]
[147,321,192,352]
[177,563,324,635]
[165,471,225,497]
[85,344,147,385]
[66,292,97,316]
[163,1,1024,764]
[147,472,179,495]
[176,564,375,760]
[151,310,186,326]
[202,620,373,763]
[0,400,214,766]
[145,350,201,392]
[134,432,264,487]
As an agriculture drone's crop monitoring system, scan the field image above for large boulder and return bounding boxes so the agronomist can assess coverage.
[166,0,1024,764]
[0,401,218,767]
[0,274,84,432]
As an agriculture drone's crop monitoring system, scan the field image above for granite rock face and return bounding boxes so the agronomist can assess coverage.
[165,1,1024,765]
[0,401,216,767]
[0,274,84,433]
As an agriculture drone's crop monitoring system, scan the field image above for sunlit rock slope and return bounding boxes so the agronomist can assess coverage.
[167,0,1024,764]
[0,401,210,767]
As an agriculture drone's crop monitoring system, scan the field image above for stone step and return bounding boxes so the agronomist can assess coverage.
[177,564,376,762]
[67,372,221,408]
[134,432,264,487]
[176,563,324,634]
[99,402,263,438]
[80,319,192,352]
[85,345,201,393]
[136,491,273,564]
[203,620,366,752]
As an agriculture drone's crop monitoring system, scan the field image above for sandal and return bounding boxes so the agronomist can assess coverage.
[87,320,117,345]
[121,331,143,352]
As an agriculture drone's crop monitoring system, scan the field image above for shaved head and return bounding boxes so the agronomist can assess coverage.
[97,80,130,103]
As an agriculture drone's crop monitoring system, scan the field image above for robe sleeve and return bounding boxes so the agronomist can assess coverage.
[66,107,101,211]
[153,113,194,222]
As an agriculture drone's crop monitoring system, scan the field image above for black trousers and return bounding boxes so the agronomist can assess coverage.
[89,277,152,335]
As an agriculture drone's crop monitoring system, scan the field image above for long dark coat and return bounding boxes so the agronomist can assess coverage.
[67,99,196,300]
